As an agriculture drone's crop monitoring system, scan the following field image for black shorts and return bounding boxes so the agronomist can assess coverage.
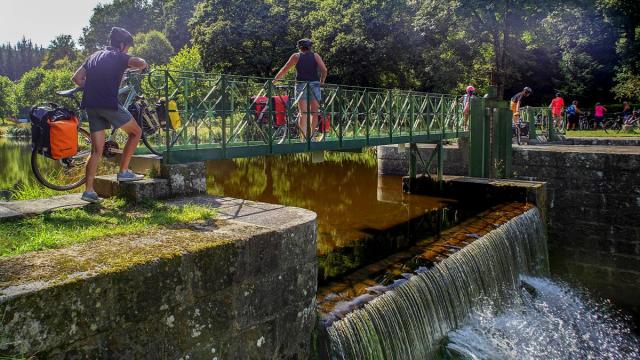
[594,116,604,125]
[567,114,578,125]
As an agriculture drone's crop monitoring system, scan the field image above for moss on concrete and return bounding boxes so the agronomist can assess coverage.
[0,198,216,257]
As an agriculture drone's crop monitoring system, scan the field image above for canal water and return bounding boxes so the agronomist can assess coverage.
[2,138,638,358]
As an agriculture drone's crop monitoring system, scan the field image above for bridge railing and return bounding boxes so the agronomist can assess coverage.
[521,106,566,139]
[133,69,467,162]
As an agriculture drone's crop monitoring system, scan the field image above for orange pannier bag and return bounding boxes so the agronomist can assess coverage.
[48,117,79,160]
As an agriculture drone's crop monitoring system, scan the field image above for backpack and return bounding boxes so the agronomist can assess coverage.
[566,105,576,115]
[30,104,79,160]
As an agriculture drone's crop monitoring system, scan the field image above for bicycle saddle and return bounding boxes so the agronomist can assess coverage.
[56,87,83,98]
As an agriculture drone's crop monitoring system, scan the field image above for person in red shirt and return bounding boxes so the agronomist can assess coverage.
[549,93,565,129]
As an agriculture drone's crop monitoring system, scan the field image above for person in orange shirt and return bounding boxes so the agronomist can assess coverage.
[549,93,564,129]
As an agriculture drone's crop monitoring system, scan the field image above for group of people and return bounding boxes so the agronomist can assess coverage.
[460,84,634,131]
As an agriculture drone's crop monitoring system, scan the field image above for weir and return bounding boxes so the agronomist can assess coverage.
[324,207,549,359]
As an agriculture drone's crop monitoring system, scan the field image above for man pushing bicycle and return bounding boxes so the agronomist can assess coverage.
[71,27,148,203]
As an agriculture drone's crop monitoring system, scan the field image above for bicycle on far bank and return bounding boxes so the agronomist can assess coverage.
[30,71,178,190]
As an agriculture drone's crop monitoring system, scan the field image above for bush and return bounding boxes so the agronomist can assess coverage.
[6,126,31,139]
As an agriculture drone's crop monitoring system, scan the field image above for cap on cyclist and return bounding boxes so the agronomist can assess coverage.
[466,85,475,94]
[523,86,533,95]
[109,27,134,51]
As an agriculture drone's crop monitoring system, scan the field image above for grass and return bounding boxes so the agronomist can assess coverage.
[0,198,216,257]
[567,129,640,137]
[9,181,77,201]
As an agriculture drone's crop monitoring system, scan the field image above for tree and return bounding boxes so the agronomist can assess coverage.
[0,76,17,121]
[80,0,159,51]
[0,39,46,80]
[131,31,175,65]
[15,68,75,115]
[42,35,79,69]
[311,0,423,89]
[162,0,199,50]
[190,0,296,76]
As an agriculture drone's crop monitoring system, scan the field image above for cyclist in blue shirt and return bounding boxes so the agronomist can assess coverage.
[565,100,581,131]
[71,27,148,203]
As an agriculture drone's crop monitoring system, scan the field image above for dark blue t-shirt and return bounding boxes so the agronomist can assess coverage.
[80,47,130,110]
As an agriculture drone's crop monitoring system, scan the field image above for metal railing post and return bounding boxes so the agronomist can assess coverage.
[306,82,311,149]
[221,74,227,158]
[387,89,393,141]
[266,79,273,152]
[163,69,171,163]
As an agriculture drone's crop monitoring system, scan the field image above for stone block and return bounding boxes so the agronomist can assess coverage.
[160,162,207,196]
[94,175,170,202]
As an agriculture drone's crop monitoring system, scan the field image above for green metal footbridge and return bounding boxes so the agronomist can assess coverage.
[135,70,513,179]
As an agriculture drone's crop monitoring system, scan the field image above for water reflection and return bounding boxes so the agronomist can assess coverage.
[0,138,37,198]
[206,152,460,283]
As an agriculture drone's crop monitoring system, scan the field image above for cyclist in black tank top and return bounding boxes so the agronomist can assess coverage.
[274,39,328,139]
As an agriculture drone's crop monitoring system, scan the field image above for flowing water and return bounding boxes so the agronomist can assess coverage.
[326,208,640,359]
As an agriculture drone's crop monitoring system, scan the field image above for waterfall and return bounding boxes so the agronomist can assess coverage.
[326,207,550,359]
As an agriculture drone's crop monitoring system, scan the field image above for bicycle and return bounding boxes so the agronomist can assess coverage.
[240,84,329,145]
[512,116,529,145]
[31,72,177,190]
[603,113,625,134]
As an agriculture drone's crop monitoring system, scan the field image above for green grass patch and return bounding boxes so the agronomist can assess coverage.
[9,181,77,201]
[0,198,216,257]
[567,129,640,137]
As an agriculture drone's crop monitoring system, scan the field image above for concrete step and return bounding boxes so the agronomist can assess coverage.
[94,175,169,202]
[104,154,162,175]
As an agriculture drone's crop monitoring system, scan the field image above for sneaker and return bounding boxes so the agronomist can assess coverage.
[117,170,145,182]
[81,191,102,204]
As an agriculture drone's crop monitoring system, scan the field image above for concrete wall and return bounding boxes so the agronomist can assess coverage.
[0,196,317,359]
[379,143,640,317]
[512,145,640,317]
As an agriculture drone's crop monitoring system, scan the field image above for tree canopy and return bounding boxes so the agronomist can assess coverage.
[2,0,639,109]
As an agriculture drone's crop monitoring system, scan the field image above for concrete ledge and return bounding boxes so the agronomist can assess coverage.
[403,175,548,222]
[0,194,87,220]
[377,142,469,177]
[0,196,317,359]
[564,137,640,146]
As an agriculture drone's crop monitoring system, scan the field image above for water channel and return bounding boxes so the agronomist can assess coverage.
[1,137,638,359]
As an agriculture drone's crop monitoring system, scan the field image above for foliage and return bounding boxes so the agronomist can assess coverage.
[80,0,160,51]
[15,68,75,115]
[162,0,200,50]
[42,35,79,70]
[167,46,203,73]
[0,76,16,119]
[132,30,175,65]
[0,198,216,257]
[191,0,299,76]
[0,38,46,80]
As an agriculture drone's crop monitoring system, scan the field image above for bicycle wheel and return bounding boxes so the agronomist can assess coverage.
[138,103,178,156]
[31,128,92,191]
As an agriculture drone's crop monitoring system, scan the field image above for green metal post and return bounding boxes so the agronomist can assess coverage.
[468,97,488,177]
[437,141,444,190]
[163,69,170,163]
[388,90,393,141]
[337,86,343,147]
[266,80,273,151]
[365,90,370,144]
[409,143,417,179]
[547,108,555,141]
[527,108,537,140]
[221,74,227,158]
[409,93,414,143]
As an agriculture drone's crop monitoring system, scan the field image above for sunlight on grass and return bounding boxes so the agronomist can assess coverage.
[568,130,640,137]
[0,198,216,257]
[10,181,77,201]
